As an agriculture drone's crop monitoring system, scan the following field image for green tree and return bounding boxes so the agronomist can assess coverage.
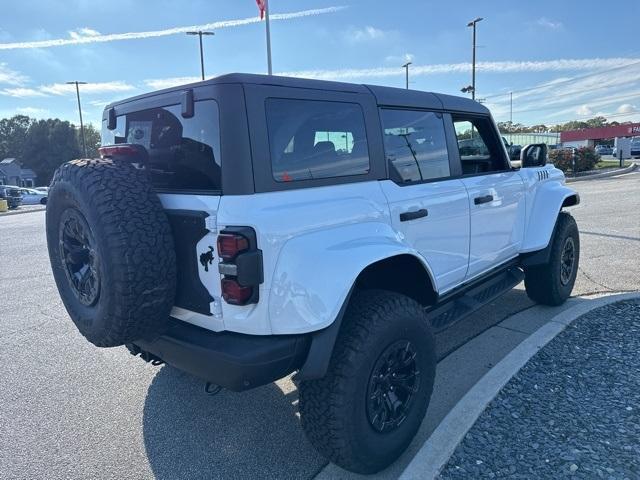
[81,123,102,158]
[0,115,33,160]
[21,119,81,184]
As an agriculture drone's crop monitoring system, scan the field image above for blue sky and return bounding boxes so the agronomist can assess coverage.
[1,0,639,127]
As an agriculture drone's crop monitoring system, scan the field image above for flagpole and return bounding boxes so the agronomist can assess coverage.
[265,0,273,75]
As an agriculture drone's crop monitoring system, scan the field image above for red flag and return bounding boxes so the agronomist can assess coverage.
[256,0,266,19]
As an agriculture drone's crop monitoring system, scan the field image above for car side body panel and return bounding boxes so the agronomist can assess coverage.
[269,218,436,334]
[216,181,437,335]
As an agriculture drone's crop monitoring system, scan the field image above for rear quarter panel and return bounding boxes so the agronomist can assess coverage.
[217,181,434,334]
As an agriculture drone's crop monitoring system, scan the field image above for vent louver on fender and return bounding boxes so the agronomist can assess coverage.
[537,170,549,181]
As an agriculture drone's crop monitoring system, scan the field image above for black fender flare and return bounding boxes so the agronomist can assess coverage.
[293,286,354,382]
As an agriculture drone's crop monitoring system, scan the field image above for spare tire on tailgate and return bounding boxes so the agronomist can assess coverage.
[46,158,176,347]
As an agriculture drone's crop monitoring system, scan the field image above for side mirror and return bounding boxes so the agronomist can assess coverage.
[520,143,548,168]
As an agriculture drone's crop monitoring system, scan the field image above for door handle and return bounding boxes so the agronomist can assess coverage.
[474,195,493,205]
[400,208,429,222]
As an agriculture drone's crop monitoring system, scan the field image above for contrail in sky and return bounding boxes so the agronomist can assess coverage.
[278,58,640,80]
[0,6,347,50]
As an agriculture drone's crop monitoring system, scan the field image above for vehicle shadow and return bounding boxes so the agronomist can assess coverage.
[142,287,534,480]
[142,366,325,480]
[435,287,534,359]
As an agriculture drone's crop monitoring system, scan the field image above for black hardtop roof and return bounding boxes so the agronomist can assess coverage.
[105,72,488,115]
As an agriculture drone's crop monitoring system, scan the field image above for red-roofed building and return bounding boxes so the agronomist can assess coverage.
[561,123,640,147]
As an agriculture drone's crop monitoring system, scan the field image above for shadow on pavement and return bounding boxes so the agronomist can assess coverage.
[142,365,325,480]
[435,287,533,359]
[141,288,534,480]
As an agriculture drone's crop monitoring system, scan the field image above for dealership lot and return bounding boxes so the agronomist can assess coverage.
[0,172,638,480]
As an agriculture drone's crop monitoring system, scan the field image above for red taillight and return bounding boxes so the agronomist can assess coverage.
[217,234,249,260]
[98,145,140,157]
[221,278,253,305]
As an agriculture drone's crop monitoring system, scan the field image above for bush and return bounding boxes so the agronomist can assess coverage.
[550,146,601,173]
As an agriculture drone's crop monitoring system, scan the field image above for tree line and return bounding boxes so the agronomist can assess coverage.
[0,115,100,185]
[497,116,630,134]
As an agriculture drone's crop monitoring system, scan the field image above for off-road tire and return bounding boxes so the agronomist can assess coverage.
[524,212,579,306]
[298,290,436,474]
[46,158,176,347]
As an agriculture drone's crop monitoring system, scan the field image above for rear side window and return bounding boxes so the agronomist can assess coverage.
[101,100,221,192]
[265,98,370,182]
[380,109,450,183]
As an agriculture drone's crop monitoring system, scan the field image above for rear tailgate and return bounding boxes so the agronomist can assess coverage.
[158,194,223,331]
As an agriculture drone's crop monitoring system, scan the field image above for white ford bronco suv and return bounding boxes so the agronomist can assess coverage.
[46,73,580,474]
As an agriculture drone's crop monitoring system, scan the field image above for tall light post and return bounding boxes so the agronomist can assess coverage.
[467,17,483,101]
[186,30,215,80]
[402,61,412,90]
[509,91,513,124]
[67,81,87,158]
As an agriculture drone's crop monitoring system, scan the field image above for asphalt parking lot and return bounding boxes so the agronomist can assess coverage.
[0,172,638,479]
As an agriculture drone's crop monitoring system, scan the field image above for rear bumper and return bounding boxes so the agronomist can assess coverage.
[130,319,311,391]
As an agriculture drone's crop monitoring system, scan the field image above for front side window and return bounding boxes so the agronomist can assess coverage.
[381,109,450,183]
[265,98,370,182]
[101,99,221,192]
[453,116,509,175]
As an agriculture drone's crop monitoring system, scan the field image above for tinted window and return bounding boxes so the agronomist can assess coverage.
[265,98,370,182]
[453,116,508,174]
[101,100,221,191]
[381,109,450,183]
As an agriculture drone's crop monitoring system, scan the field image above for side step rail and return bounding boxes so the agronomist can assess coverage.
[426,266,525,333]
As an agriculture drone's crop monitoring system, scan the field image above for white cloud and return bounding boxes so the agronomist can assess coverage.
[347,26,386,42]
[0,62,29,85]
[575,105,593,116]
[40,81,135,96]
[483,61,640,124]
[16,106,50,117]
[1,81,135,98]
[68,28,101,40]
[144,76,201,90]
[536,17,563,29]
[616,103,637,114]
[385,53,414,64]
[0,87,46,98]
[0,6,347,50]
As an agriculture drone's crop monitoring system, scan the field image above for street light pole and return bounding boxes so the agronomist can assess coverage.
[510,91,513,124]
[186,31,215,80]
[402,61,412,89]
[467,17,483,101]
[66,81,87,158]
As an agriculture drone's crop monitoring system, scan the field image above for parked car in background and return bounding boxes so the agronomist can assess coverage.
[34,187,49,193]
[0,185,22,209]
[595,145,613,155]
[19,187,47,205]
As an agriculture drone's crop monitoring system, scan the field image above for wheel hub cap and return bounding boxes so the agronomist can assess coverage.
[366,340,420,433]
[59,209,101,306]
[560,236,576,286]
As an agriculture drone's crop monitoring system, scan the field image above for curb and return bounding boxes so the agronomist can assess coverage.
[565,162,637,183]
[399,291,640,480]
[0,206,46,217]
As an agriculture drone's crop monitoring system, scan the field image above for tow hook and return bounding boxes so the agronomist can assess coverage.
[204,382,223,396]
